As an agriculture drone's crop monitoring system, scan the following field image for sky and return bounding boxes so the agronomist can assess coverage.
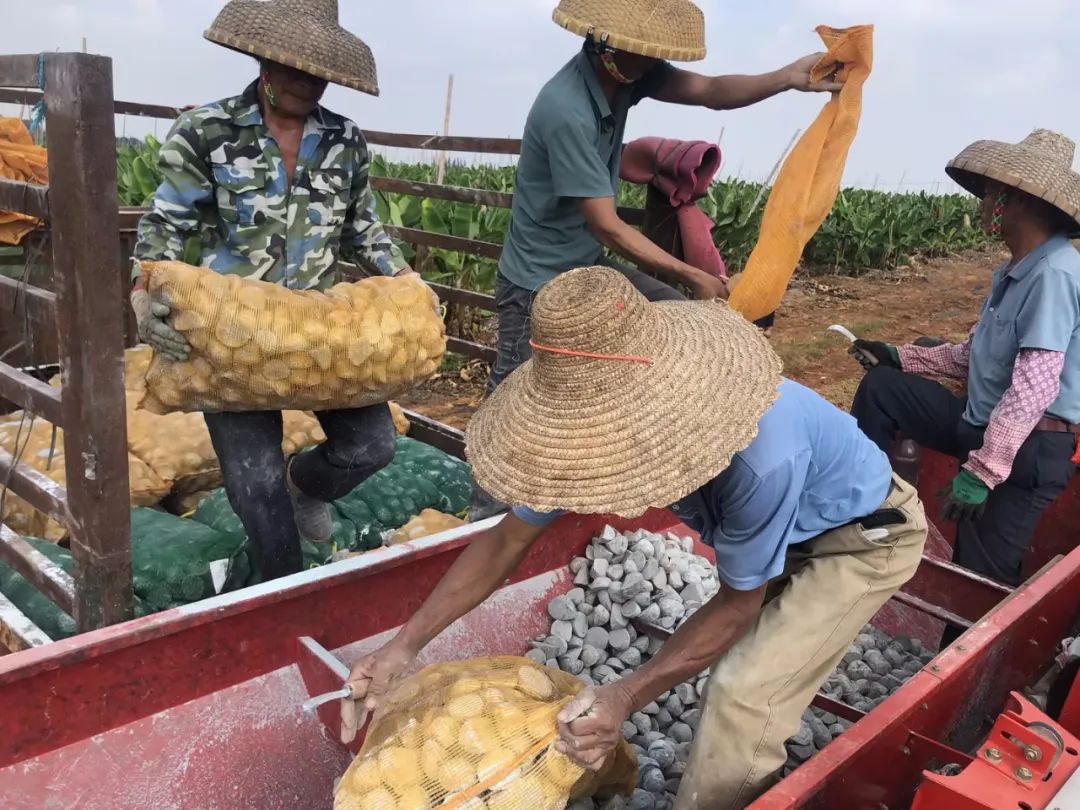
[4,0,1080,191]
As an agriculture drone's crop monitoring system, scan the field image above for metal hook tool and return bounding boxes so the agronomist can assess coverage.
[301,686,352,715]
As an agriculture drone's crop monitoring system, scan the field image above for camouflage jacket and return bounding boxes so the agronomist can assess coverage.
[134,82,408,289]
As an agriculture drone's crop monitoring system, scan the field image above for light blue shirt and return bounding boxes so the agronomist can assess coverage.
[513,379,893,590]
[966,234,1080,426]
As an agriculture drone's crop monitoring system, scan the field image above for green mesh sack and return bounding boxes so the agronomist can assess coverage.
[0,537,151,640]
[130,508,251,610]
[391,437,471,515]
[191,487,360,562]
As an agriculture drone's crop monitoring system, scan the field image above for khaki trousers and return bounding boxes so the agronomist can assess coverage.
[674,476,927,810]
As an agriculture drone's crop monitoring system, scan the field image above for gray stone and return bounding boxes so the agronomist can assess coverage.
[525,648,547,665]
[867,682,889,699]
[623,560,640,576]
[546,658,559,669]
[853,700,873,713]
[628,789,655,810]
[675,742,694,763]
[635,591,653,607]
[789,723,813,747]
[573,568,590,586]
[641,701,661,716]
[664,778,682,794]
[591,557,610,578]
[590,575,613,591]
[608,564,624,581]
[787,742,816,763]
[573,613,589,639]
[581,645,603,667]
[846,660,873,681]
[578,672,595,686]
[533,635,568,658]
[642,558,660,580]
[585,626,609,650]
[610,608,630,629]
[644,730,666,745]
[619,647,643,667]
[648,740,677,770]
[621,601,643,619]
[548,595,578,622]
[829,723,847,738]
[655,708,674,728]
[853,678,871,695]
[593,664,616,683]
[558,657,585,676]
[864,649,891,676]
[667,760,687,778]
[640,767,666,793]
[809,716,832,749]
[841,650,862,667]
[675,683,697,705]
[668,571,684,590]
[855,633,879,651]
[649,637,664,656]
[882,674,905,692]
[570,558,588,573]
[665,695,684,717]
[631,712,652,736]
[598,590,613,610]
[904,658,924,675]
[561,646,582,663]
[608,535,629,556]
[669,722,694,743]
[659,616,677,630]
[883,647,907,669]
[631,735,650,749]
[632,635,651,653]
[680,708,701,731]
[590,605,611,628]
[552,620,574,643]
[621,720,639,739]
[606,656,627,672]
[659,598,685,619]
[681,582,708,605]
[652,569,668,590]
[567,800,595,810]
[566,587,586,604]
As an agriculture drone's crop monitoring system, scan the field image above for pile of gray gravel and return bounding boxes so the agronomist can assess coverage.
[528,526,935,810]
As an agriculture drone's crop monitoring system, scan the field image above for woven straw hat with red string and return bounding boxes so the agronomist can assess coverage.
[946,128,1080,234]
[205,0,380,95]
[553,0,707,62]
[466,266,782,518]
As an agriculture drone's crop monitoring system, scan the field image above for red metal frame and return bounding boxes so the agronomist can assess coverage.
[750,547,1080,809]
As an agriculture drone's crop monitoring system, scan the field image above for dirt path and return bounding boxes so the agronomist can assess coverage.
[398,249,1003,429]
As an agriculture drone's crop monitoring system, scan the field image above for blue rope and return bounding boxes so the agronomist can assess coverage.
[28,53,46,135]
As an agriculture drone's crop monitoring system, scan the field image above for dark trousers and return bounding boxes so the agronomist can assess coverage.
[851,367,1076,587]
[485,256,685,394]
[204,404,395,580]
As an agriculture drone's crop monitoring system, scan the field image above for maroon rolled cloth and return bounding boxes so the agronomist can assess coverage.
[620,137,726,280]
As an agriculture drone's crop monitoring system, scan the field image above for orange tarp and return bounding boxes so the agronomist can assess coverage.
[0,117,48,245]
[729,25,873,323]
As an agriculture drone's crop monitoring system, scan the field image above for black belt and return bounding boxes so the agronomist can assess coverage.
[1037,415,1080,435]
[850,479,907,530]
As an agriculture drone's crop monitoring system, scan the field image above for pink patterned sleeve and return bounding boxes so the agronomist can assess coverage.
[964,349,1066,488]
[897,334,972,380]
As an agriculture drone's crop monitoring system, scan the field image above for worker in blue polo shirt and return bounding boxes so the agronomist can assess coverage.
[850,129,1080,608]
[343,266,928,810]
[472,0,845,519]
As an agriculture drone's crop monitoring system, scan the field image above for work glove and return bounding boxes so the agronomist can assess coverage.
[130,289,190,362]
[849,339,900,371]
[939,469,990,523]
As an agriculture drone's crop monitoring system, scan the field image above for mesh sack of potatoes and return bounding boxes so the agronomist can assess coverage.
[0,416,169,541]
[138,260,446,414]
[386,508,465,546]
[335,656,637,810]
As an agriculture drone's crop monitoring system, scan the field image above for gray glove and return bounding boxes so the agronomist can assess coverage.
[131,289,190,362]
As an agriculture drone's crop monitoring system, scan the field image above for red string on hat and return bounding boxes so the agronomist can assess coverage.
[528,340,653,366]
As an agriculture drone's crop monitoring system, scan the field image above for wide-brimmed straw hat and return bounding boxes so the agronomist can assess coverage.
[205,0,380,96]
[553,0,707,62]
[466,267,782,518]
[946,129,1080,232]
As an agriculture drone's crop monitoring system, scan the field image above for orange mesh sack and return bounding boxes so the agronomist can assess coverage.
[387,509,466,545]
[728,25,873,323]
[138,261,446,415]
[335,656,637,810]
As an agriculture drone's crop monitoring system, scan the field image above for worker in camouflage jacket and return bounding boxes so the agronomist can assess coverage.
[133,0,414,579]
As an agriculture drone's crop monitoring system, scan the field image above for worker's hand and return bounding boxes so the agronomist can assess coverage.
[340,639,416,743]
[938,469,990,523]
[130,289,190,362]
[555,684,634,771]
[689,273,729,302]
[787,52,845,94]
[849,340,900,372]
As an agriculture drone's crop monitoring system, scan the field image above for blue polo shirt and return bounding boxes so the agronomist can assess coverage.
[512,379,893,590]
[966,234,1080,426]
[498,49,672,291]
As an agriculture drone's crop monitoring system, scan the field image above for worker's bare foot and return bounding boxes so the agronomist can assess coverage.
[286,457,333,544]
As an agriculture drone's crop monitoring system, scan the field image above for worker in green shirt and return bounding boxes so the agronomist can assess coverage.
[472,0,844,519]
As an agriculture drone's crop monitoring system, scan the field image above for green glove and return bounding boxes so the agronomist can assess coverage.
[939,469,989,523]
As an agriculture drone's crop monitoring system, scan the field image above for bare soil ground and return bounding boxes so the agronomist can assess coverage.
[397,249,1003,430]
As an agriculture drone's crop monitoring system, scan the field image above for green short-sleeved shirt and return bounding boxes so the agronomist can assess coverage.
[499,49,671,290]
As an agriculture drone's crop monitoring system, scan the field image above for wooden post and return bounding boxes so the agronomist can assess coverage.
[44,53,132,630]
[435,74,454,185]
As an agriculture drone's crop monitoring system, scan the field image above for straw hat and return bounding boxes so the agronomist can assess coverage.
[553,0,706,62]
[205,0,380,96]
[946,129,1080,231]
[466,267,782,518]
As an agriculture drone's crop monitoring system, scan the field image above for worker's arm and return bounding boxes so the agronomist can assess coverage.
[578,197,728,300]
[896,335,973,380]
[340,512,547,740]
[647,53,843,111]
[340,145,411,277]
[557,457,805,768]
[556,584,764,769]
[133,111,214,287]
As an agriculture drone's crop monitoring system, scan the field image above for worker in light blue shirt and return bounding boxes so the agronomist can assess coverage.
[343,267,928,809]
